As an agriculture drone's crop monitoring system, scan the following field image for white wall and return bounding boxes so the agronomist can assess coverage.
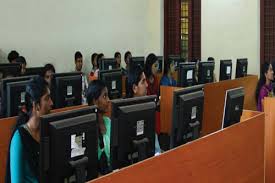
[0,0,163,74]
[201,0,260,79]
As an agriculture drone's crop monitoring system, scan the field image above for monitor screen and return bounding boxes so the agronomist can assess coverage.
[198,61,215,84]
[51,72,82,109]
[99,69,122,99]
[0,75,34,117]
[24,67,44,76]
[178,62,196,87]
[111,95,157,169]
[171,84,204,148]
[157,56,163,73]
[235,58,248,78]
[168,55,184,71]
[0,63,21,79]
[219,60,232,81]
[41,113,98,182]
[222,87,244,129]
[40,106,97,183]
[99,58,117,71]
[130,57,145,69]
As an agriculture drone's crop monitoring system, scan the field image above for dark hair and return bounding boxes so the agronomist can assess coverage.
[42,63,55,77]
[145,53,158,78]
[7,50,19,63]
[256,62,271,104]
[86,80,107,106]
[97,53,104,65]
[74,51,82,61]
[16,56,26,65]
[127,64,144,98]
[114,52,121,58]
[124,51,132,61]
[164,58,174,76]
[207,57,215,61]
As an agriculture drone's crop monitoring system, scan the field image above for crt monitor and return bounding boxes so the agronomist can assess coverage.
[99,69,122,99]
[219,60,232,81]
[0,63,21,79]
[40,106,97,183]
[130,57,145,69]
[235,58,248,78]
[157,56,163,73]
[99,58,117,71]
[51,72,82,109]
[41,113,98,183]
[111,95,157,169]
[178,62,196,87]
[222,87,244,129]
[171,84,204,148]
[168,55,184,71]
[198,61,215,84]
[0,75,34,117]
[24,67,44,76]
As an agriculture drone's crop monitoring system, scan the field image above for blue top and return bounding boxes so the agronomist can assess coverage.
[10,130,39,183]
[160,75,177,87]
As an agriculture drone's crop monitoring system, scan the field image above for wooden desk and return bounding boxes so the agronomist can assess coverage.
[0,105,86,183]
[89,111,264,183]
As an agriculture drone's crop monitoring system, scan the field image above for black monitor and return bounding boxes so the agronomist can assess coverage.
[130,57,145,69]
[40,106,98,183]
[99,58,117,71]
[0,63,21,79]
[219,60,232,81]
[171,84,204,148]
[168,55,184,71]
[51,72,82,109]
[99,69,122,99]
[157,56,163,73]
[0,75,34,117]
[198,61,215,84]
[24,67,44,76]
[111,95,157,169]
[178,62,196,87]
[40,112,98,183]
[235,58,248,78]
[222,87,244,129]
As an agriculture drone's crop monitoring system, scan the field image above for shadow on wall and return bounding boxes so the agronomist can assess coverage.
[0,49,8,63]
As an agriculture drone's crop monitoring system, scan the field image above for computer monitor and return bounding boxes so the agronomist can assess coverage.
[0,63,21,79]
[168,55,184,71]
[171,84,204,148]
[0,75,34,117]
[198,61,215,84]
[235,58,248,78]
[219,60,232,81]
[111,95,157,169]
[157,56,163,73]
[24,67,44,76]
[99,58,117,71]
[51,72,82,109]
[40,106,98,183]
[99,69,122,99]
[130,57,145,69]
[178,62,196,87]
[222,87,244,129]
[40,113,98,183]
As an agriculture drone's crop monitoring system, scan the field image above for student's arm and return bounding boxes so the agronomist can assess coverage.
[10,130,24,183]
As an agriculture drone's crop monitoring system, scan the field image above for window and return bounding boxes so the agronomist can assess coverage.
[181,0,189,60]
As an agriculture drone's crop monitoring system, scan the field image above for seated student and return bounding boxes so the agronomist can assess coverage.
[122,51,132,75]
[5,76,53,183]
[74,51,88,104]
[160,58,177,86]
[86,80,111,175]
[145,53,159,95]
[7,50,19,63]
[128,64,162,154]
[89,53,98,81]
[256,62,274,111]
[42,63,56,87]
[207,57,217,82]
[16,56,27,75]
[114,52,121,69]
